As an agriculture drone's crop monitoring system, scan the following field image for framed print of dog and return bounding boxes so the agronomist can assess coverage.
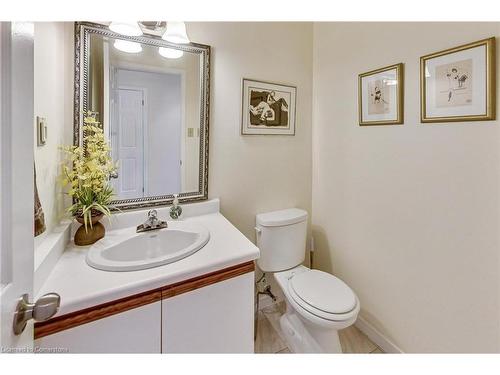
[241,78,297,135]
[358,63,404,126]
[420,37,496,123]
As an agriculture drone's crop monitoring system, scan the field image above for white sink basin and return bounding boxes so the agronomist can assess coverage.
[86,222,210,271]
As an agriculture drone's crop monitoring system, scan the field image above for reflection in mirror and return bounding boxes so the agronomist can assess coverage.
[78,24,209,210]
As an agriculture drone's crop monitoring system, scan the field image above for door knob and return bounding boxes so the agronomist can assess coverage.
[13,293,60,335]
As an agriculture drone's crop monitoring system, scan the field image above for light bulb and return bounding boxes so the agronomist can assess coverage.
[162,22,190,44]
[109,22,142,37]
[159,47,184,59]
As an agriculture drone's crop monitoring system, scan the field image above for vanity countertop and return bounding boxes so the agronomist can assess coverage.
[36,203,259,317]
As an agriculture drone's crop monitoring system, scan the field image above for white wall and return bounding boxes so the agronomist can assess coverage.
[312,22,500,352]
[34,22,74,236]
[187,22,313,243]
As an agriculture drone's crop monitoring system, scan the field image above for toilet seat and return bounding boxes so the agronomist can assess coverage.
[287,269,359,322]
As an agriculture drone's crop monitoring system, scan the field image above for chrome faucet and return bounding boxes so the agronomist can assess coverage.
[136,210,168,233]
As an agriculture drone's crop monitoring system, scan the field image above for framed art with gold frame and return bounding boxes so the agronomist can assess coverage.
[358,63,404,126]
[420,37,496,123]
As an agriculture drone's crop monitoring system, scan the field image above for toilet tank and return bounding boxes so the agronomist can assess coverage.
[255,208,308,272]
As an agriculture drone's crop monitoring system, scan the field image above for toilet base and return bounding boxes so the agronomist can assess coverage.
[279,302,342,353]
[273,266,360,353]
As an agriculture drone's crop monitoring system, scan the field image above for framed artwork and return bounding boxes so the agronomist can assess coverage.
[241,78,296,135]
[358,63,404,126]
[420,37,496,123]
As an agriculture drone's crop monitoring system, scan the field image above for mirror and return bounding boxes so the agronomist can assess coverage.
[75,23,210,210]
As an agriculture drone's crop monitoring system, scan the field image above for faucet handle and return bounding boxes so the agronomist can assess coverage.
[148,210,158,219]
[169,195,182,220]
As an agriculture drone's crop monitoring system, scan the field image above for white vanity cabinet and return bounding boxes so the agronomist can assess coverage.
[35,301,162,353]
[162,272,254,353]
[34,264,255,353]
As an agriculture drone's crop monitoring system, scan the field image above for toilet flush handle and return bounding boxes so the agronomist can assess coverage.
[255,227,262,236]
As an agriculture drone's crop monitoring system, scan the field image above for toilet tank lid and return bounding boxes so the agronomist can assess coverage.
[256,208,308,227]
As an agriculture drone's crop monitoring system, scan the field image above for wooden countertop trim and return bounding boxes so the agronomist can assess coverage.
[34,261,255,339]
[161,261,255,299]
[34,289,162,339]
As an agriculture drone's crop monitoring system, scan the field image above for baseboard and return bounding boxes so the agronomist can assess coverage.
[355,315,403,354]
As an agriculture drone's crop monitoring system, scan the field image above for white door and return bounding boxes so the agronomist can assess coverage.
[0,22,35,352]
[113,88,145,200]
[113,69,183,196]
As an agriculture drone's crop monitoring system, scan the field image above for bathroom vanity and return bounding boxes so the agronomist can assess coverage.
[34,199,259,353]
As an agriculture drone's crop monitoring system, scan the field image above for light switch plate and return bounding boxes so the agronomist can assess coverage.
[37,116,47,146]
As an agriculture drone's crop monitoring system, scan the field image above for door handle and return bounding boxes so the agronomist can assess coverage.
[110,171,119,179]
[13,293,61,335]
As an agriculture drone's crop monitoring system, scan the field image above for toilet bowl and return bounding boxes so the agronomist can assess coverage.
[255,208,359,353]
[274,265,359,353]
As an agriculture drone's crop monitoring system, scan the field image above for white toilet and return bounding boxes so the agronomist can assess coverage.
[256,208,360,353]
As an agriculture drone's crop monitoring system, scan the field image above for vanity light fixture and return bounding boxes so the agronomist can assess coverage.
[109,22,143,36]
[113,40,142,54]
[162,22,190,44]
[159,47,184,59]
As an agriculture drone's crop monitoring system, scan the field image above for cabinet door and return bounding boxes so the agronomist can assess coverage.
[162,272,254,353]
[35,301,161,353]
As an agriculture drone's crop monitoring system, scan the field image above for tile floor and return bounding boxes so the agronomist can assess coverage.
[255,301,384,354]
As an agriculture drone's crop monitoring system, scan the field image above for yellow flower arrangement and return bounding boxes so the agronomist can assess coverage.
[61,112,117,230]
